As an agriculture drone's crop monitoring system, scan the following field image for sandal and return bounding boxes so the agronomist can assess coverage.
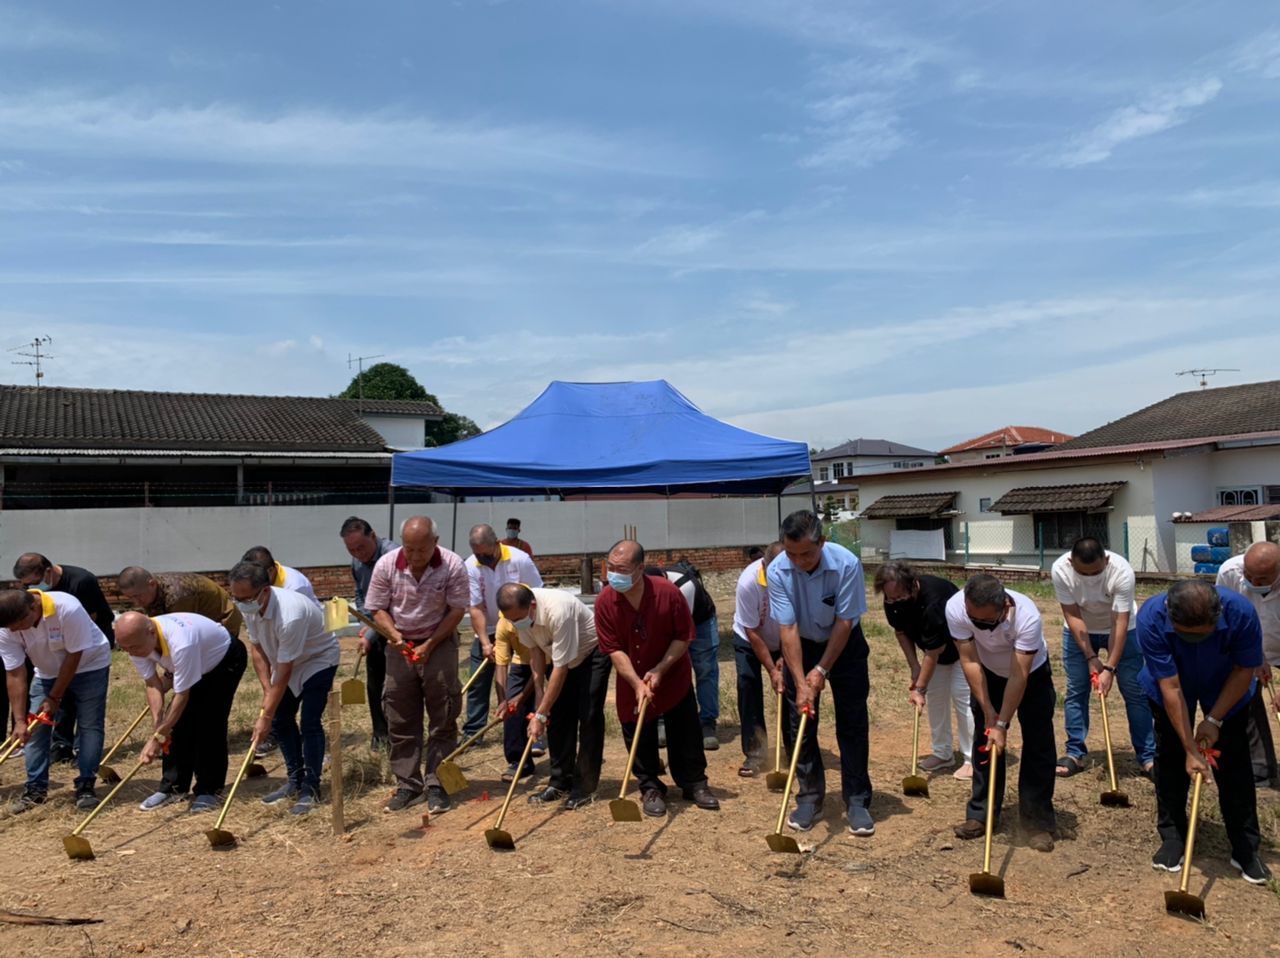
[1056,755,1089,777]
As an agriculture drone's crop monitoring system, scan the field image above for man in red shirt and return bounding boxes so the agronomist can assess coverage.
[595,539,719,817]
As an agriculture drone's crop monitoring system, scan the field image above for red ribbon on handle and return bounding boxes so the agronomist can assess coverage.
[1090,671,1101,690]
[28,711,54,727]
[1199,743,1221,769]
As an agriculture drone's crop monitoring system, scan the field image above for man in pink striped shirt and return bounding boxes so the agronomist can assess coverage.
[364,516,470,814]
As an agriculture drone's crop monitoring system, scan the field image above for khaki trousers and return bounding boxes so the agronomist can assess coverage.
[382,633,461,791]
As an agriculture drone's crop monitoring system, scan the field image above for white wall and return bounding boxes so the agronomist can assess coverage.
[0,495,812,575]
[360,414,425,450]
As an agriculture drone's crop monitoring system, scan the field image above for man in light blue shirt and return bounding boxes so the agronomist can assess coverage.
[767,510,871,835]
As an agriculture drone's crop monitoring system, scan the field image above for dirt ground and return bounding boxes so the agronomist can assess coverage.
[2,575,1278,957]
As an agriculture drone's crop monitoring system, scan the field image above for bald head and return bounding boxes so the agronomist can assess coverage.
[1243,541,1280,588]
[401,516,439,571]
[607,539,644,568]
[115,611,159,658]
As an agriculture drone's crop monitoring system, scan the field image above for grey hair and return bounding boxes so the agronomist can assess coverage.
[964,573,1006,610]
[873,560,916,595]
[228,560,271,590]
[781,510,823,544]
[469,524,498,547]
[1167,579,1221,628]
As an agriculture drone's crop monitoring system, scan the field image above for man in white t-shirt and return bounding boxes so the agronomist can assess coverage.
[0,589,112,813]
[946,573,1058,852]
[1218,541,1280,787]
[115,610,248,813]
[732,543,784,777]
[229,561,341,816]
[463,524,543,741]
[1051,537,1155,778]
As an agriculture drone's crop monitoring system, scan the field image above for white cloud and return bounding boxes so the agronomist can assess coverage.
[1054,77,1223,167]
[0,91,698,178]
[1233,30,1280,79]
[0,8,111,51]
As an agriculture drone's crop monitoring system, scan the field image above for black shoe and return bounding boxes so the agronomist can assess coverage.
[701,723,720,751]
[1231,855,1273,885]
[382,788,426,813]
[74,787,100,811]
[565,793,595,811]
[642,788,667,817]
[426,785,451,814]
[50,745,75,766]
[684,784,720,811]
[9,789,46,814]
[502,761,537,783]
[254,734,279,758]
[1151,839,1184,873]
[527,785,568,807]
[370,735,389,754]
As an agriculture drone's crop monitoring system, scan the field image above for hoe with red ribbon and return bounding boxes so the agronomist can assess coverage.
[0,711,55,769]
[347,607,425,665]
[969,736,1005,898]
[1094,672,1131,808]
[1164,742,1219,920]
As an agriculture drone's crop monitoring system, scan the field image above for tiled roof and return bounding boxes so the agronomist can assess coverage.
[990,482,1126,515]
[1173,504,1280,523]
[1059,380,1280,450]
[813,438,936,461]
[861,491,959,519]
[0,384,442,453]
[940,425,1072,455]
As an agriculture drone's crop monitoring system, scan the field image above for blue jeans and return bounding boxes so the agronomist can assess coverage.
[462,635,499,737]
[25,666,109,793]
[274,665,338,798]
[1062,627,1155,767]
[690,615,720,727]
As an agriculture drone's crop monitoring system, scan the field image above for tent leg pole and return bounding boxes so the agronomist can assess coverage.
[776,492,783,531]
[388,483,396,538]
[451,495,459,552]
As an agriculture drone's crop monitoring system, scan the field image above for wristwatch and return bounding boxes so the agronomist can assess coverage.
[995,719,1010,731]
[815,665,830,679]
[1205,715,1223,729]
[535,712,549,725]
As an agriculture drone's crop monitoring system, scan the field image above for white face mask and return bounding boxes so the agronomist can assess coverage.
[234,591,266,617]
[1244,580,1273,597]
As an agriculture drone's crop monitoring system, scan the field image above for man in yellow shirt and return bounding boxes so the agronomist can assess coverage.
[493,614,541,782]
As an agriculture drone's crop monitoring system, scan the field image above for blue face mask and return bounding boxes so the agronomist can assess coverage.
[29,581,49,592]
[1243,581,1273,597]
[513,615,533,632]
[607,571,635,592]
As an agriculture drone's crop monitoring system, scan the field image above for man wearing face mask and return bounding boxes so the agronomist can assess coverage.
[462,525,543,742]
[500,518,534,557]
[732,542,785,777]
[946,573,1058,852]
[873,561,971,780]
[340,517,398,753]
[228,561,340,816]
[768,511,870,835]
[595,540,719,816]
[1052,537,1155,779]
[1137,579,1271,884]
[497,583,610,808]
[1217,541,1280,788]
[240,546,319,604]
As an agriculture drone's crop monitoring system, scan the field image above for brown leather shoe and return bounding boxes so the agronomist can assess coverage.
[684,784,720,811]
[642,788,667,817]
[1027,830,1055,852]
[954,818,986,840]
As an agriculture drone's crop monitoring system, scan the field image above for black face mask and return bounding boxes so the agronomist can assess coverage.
[969,617,1002,631]
[477,554,498,569]
[884,597,921,629]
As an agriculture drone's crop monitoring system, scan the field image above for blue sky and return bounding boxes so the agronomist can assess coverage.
[3,1,1280,450]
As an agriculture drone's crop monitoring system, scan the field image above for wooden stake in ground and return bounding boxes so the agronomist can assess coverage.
[328,688,345,837]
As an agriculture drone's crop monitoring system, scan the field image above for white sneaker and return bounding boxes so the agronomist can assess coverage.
[139,791,183,811]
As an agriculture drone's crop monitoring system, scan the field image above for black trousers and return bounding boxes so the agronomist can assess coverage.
[734,638,779,761]
[1151,697,1261,862]
[1245,691,1278,785]
[783,626,871,808]
[365,633,389,739]
[621,688,707,795]
[502,663,536,768]
[547,649,611,795]
[966,662,1058,833]
[160,639,247,796]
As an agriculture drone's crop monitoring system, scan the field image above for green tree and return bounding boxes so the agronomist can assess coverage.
[339,362,481,447]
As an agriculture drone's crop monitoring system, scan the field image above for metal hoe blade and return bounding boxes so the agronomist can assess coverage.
[340,678,366,706]
[1164,889,1205,920]
[436,761,468,797]
[1165,770,1207,920]
[97,765,121,785]
[609,797,642,822]
[484,827,515,850]
[64,755,150,861]
[62,836,95,861]
[205,739,259,850]
[766,833,800,854]
[205,827,237,849]
[969,872,1006,899]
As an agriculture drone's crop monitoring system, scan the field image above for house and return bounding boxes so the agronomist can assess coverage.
[855,380,1280,573]
[811,438,936,514]
[0,384,443,510]
[940,425,1072,463]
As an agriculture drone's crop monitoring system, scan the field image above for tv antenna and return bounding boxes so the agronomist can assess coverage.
[1176,368,1239,389]
[9,336,54,386]
[347,352,385,409]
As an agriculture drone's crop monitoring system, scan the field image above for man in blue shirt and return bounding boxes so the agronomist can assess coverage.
[1138,579,1272,885]
[767,510,871,835]
[340,516,398,752]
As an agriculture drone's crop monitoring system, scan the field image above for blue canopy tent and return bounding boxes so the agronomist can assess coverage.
[389,380,813,542]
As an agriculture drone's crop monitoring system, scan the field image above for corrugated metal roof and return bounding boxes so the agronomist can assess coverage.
[1172,504,1280,523]
[990,482,1126,515]
[861,491,958,519]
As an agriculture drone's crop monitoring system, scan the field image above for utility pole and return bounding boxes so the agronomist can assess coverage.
[1176,368,1240,389]
[346,353,385,411]
[10,336,54,386]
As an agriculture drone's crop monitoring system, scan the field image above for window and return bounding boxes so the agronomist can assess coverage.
[1218,486,1262,506]
[818,467,829,481]
[979,497,992,513]
[983,452,1002,460]
[832,462,846,479]
[1033,512,1109,551]
[896,517,954,550]
[893,459,924,470]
